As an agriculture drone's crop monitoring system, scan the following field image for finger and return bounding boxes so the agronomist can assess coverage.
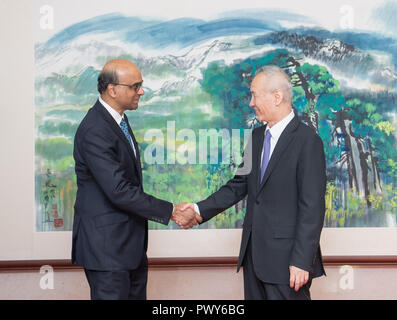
[289,273,295,289]
[295,272,306,291]
[186,220,196,229]
[189,218,198,228]
[304,273,309,285]
[181,221,190,228]
[171,211,182,221]
[295,279,302,292]
[173,212,183,222]
[195,214,203,223]
[183,223,193,229]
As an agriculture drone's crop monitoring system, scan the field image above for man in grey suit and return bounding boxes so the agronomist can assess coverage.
[178,65,326,300]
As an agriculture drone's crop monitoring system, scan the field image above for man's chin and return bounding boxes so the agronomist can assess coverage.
[128,104,139,110]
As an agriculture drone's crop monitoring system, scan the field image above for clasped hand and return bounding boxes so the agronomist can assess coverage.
[171,202,202,229]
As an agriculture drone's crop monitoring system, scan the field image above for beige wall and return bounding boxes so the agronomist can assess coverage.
[0,0,35,260]
[1,264,397,300]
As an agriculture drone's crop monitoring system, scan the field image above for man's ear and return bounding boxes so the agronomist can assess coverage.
[274,89,283,106]
[107,84,117,98]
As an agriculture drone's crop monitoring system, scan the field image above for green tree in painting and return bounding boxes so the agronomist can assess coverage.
[285,60,395,217]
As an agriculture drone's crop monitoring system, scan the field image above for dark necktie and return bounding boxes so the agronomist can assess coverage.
[260,130,272,183]
[120,118,137,157]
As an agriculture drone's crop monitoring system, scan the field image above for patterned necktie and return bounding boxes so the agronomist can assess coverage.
[260,129,272,183]
[120,118,136,156]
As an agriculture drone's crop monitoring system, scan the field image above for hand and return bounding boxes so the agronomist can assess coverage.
[289,265,309,292]
[171,205,197,229]
[171,203,202,229]
[178,202,202,226]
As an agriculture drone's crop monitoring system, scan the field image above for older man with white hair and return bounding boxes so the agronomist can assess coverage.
[180,65,327,300]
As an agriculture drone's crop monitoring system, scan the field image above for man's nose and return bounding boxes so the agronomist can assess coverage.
[249,97,255,108]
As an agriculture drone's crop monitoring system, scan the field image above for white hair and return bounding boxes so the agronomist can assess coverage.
[255,65,293,104]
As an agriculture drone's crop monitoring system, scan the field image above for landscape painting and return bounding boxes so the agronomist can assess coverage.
[34,0,396,231]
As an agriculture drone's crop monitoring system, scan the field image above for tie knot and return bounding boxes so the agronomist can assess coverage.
[265,129,271,140]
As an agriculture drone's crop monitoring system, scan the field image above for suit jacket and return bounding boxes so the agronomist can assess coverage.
[197,114,326,284]
[71,100,173,271]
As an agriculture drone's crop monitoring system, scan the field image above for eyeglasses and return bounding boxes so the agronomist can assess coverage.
[112,81,143,92]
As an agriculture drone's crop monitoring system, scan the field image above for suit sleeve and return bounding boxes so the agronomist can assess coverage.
[79,126,173,225]
[290,133,326,272]
[197,132,253,222]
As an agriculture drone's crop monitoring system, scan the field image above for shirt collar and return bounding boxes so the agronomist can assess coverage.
[265,109,295,140]
[98,96,124,125]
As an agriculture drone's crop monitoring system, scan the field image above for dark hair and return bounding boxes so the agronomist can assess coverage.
[97,70,118,94]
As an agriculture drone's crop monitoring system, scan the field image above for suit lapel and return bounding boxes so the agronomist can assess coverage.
[253,125,266,194]
[256,115,300,196]
[94,101,142,182]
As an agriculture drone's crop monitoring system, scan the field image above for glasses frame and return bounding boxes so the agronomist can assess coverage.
[112,81,143,92]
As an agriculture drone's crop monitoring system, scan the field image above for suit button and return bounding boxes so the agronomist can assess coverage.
[255,200,259,205]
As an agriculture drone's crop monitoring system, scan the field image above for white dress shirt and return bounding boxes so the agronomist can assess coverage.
[98,96,136,156]
[261,110,295,166]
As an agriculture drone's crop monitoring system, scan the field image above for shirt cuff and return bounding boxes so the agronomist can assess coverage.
[193,203,201,216]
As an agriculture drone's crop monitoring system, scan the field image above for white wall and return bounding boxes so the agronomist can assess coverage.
[0,0,36,259]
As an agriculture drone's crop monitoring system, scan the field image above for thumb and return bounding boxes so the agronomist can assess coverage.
[179,202,194,211]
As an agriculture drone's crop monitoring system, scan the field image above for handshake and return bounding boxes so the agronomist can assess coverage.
[171,202,203,229]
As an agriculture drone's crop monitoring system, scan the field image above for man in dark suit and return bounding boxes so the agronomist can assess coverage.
[71,59,198,300]
[179,65,326,300]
